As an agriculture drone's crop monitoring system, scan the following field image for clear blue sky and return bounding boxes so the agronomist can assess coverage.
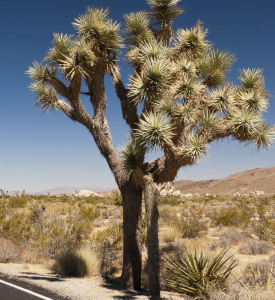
[0,0,274,193]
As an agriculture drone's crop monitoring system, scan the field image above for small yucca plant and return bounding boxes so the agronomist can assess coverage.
[162,248,237,299]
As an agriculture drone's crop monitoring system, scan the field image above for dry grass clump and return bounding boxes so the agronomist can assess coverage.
[52,247,100,277]
[238,240,274,255]
[159,226,182,244]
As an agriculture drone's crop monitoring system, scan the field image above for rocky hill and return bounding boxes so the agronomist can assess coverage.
[173,166,275,195]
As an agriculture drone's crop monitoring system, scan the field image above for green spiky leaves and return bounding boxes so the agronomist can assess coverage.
[198,49,236,87]
[45,33,73,65]
[162,248,237,298]
[124,11,152,45]
[127,39,171,67]
[148,0,184,41]
[208,85,234,113]
[72,7,122,54]
[135,112,174,150]
[30,82,57,111]
[182,134,209,163]
[239,68,264,89]
[128,59,171,104]
[175,77,205,101]
[253,124,275,151]
[118,138,145,173]
[231,110,262,141]
[175,21,209,58]
[26,62,58,111]
[198,110,219,133]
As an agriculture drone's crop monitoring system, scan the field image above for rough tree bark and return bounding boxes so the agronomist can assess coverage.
[144,178,160,299]
[121,182,143,290]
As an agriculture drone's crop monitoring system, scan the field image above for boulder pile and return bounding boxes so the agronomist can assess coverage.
[71,190,103,198]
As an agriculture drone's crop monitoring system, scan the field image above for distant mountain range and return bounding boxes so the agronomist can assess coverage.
[173,166,275,195]
[4,166,275,196]
[36,186,115,195]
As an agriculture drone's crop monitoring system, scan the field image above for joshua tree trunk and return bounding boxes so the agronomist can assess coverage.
[121,182,143,290]
[144,179,160,299]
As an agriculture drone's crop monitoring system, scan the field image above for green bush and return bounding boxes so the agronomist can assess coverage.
[79,204,100,221]
[212,205,253,228]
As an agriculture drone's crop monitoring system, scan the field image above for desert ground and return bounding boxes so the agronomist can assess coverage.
[0,167,275,299]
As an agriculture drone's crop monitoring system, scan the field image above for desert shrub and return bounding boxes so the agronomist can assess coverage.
[210,228,248,250]
[160,226,182,244]
[79,204,100,221]
[238,240,274,255]
[1,212,32,242]
[250,218,275,244]
[159,208,175,226]
[159,195,182,206]
[211,205,253,229]
[237,262,275,290]
[162,248,237,299]
[210,287,275,300]
[109,190,122,206]
[173,213,208,238]
[31,215,90,258]
[0,238,23,263]
[52,247,100,277]
[92,223,123,277]
[93,223,123,250]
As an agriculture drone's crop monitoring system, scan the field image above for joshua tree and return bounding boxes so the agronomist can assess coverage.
[27,0,274,298]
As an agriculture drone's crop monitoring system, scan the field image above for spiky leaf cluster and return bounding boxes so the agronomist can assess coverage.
[198,49,236,87]
[128,59,171,104]
[135,112,174,150]
[208,85,234,113]
[26,62,58,111]
[181,134,208,163]
[118,138,145,173]
[72,7,122,54]
[175,77,205,101]
[127,39,171,67]
[163,248,236,298]
[30,82,57,111]
[124,11,152,45]
[45,33,73,65]
[147,0,184,41]
[175,21,209,58]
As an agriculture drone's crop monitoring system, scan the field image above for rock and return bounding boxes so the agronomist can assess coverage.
[194,193,200,197]
[205,193,212,197]
[233,192,241,197]
[160,189,169,196]
[172,190,181,196]
[255,190,265,196]
[169,188,174,194]
[72,190,103,197]
[249,190,265,196]
[181,193,193,198]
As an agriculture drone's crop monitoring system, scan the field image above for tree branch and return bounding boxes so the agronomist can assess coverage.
[110,65,139,130]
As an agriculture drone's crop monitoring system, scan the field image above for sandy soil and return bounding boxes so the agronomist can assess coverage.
[0,263,184,300]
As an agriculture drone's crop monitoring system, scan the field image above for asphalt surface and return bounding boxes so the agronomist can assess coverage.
[0,275,67,300]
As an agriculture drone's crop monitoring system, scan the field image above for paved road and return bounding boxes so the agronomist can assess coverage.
[0,276,66,300]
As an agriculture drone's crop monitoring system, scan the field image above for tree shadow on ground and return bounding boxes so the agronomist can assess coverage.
[18,272,64,282]
[101,277,150,299]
